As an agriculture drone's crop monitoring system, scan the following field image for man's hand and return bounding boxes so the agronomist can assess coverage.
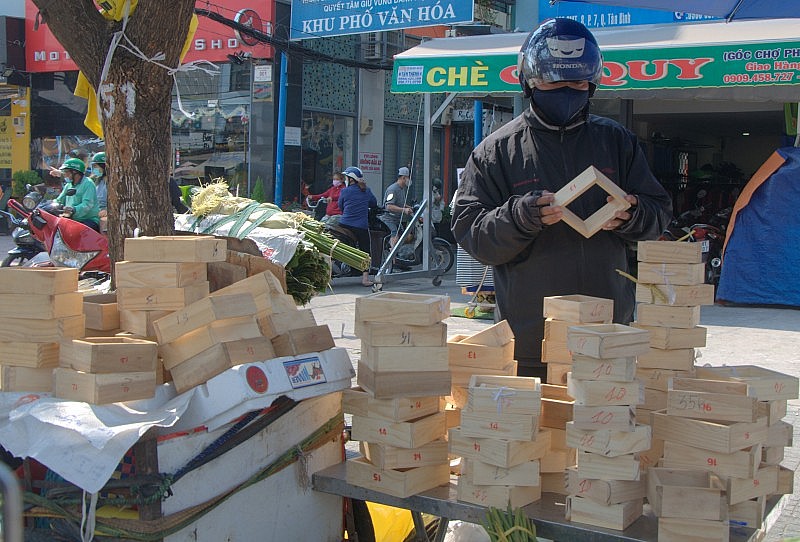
[602,194,638,230]
[63,206,75,217]
[48,166,63,178]
[539,191,563,226]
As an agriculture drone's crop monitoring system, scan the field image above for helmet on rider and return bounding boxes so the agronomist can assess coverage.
[343,166,364,184]
[91,152,106,166]
[60,157,86,175]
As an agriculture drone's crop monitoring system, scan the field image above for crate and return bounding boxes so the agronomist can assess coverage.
[636,304,701,329]
[117,262,206,290]
[542,294,613,323]
[551,166,631,239]
[541,339,573,364]
[123,235,226,262]
[0,292,83,319]
[459,409,539,441]
[567,373,644,406]
[153,293,258,344]
[1,365,53,392]
[53,367,156,403]
[361,343,449,373]
[271,325,336,357]
[360,439,449,469]
[572,405,636,432]
[566,323,651,359]
[60,337,157,373]
[637,262,705,285]
[450,361,517,389]
[637,348,696,371]
[566,467,646,505]
[82,293,120,331]
[119,309,171,338]
[159,316,262,369]
[0,342,59,368]
[459,320,514,347]
[0,267,77,295]
[448,427,551,468]
[576,450,640,481]
[571,355,637,382]
[651,410,767,454]
[117,282,210,312]
[661,441,761,479]
[657,517,730,542]
[355,292,449,326]
[463,457,540,487]
[351,411,445,449]
[544,318,580,343]
[541,472,570,495]
[211,271,283,315]
[0,315,84,343]
[342,387,441,422]
[694,365,799,401]
[456,476,541,508]
[546,361,571,386]
[565,421,651,457]
[540,397,574,429]
[667,377,758,423]
[637,368,695,392]
[565,495,643,531]
[356,321,447,347]
[258,309,317,338]
[357,362,451,399]
[637,240,702,263]
[758,399,788,426]
[631,322,707,349]
[635,283,715,306]
[647,467,727,520]
[466,375,541,415]
[729,496,766,530]
[726,465,778,505]
[448,336,514,370]
[347,457,450,499]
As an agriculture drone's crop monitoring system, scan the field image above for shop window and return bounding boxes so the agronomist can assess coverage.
[301,111,354,193]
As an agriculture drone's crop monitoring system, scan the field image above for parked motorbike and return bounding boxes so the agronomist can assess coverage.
[380,204,455,274]
[0,184,61,267]
[660,202,730,286]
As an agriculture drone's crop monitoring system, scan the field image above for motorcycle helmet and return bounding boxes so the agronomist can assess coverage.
[518,18,603,98]
[343,166,364,183]
[91,152,106,165]
[60,157,86,175]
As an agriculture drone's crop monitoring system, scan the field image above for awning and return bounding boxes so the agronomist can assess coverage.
[391,19,800,101]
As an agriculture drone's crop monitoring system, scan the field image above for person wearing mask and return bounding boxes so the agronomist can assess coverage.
[90,152,108,215]
[431,178,445,238]
[308,172,345,223]
[337,166,378,287]
[381,166,414,249]
[451,18,672,381]
[54,157,101,232]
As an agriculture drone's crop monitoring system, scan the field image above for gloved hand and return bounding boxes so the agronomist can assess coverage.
[512,190,547,233]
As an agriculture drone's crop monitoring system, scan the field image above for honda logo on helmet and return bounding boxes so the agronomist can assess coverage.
[546,37,586,58]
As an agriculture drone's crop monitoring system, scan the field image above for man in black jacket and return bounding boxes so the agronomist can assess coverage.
[451,18,672,380]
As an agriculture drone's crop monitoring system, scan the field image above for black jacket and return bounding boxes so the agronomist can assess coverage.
[451,107,672,367]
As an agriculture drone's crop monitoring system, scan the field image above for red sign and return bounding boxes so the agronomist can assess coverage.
[24,0,273,73]
[245,366,269,394]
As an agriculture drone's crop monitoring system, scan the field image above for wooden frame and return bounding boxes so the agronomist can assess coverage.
[551,166,631,239]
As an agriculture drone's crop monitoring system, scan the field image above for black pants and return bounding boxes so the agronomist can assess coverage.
[341,224,370,254]
[516,357,548,382]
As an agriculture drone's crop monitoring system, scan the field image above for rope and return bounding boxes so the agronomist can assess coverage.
[615,268,668,304]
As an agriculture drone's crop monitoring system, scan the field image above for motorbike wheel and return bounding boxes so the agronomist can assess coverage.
[430,239,455,273]
[1,254,28,267]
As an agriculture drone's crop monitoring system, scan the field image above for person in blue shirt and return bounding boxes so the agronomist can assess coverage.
[337,166,378,286]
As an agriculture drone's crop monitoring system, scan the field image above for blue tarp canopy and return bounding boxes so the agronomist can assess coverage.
[553,0,799,21]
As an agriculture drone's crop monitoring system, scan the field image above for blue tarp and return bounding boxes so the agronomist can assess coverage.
[717,147,800,306]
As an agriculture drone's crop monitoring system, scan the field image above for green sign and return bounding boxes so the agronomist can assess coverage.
[392,41,800,94]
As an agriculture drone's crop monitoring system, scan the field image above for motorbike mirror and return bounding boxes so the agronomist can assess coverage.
[66,188,77,196]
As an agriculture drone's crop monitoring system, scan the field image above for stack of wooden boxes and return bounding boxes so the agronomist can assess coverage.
[345,292,452,498]
[542,295,613,385]
[452,375,546,508]
[538,383,576,495]
[0,268,84,392]
[563,322,652,531]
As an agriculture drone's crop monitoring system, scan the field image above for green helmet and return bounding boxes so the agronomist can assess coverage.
[91,152,106,165]
[60,157,86,174]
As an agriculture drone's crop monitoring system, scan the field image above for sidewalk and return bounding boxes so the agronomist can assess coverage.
[309,270,800,541]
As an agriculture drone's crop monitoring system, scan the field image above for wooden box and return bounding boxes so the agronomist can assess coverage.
[776,465,794,495]
[60,337,157,373]
[631,322,707,349]
[459,320,515,347]
[635,283,715,306]
[635,304,701,329]
[565,421,651,457]
[466,375,541,415]
[572,405,636,432]
[544,317,580,343]
[565,495,643,531]
[694,365,799,402]
[153,293,258,344]
[53,367,156,404]
[637,348,696,371]
[271,325,335,357]
[571,355,637,382]
[540,448,578,474]
[0,267,77,295]
[639,438,664,471]
[212,271,282,315]
[643,387,668,411]
[764,420,792,448]
[541,472,569,495]
[542,294,613,323]
[541,339,573,364]
[576,450,640,481]
[566,323,651,359]
[448,336,514,370]
[360,439,449,469]
[726,465,778,505]
[169,337,276,393]
[464,457,540,487]
[456,476,541,508]
[448,427,551,468]
[657,517,730,542]
[459,409,539,441]
[566,467,646,505]
[0,365,53,392]
[0,292,83,319]
[357,362,451,399]
[647,467,727,520]
[258,309,316,338]
[346,457,449,499]
[667,377,758,423]
[450,361,517,389]
[342,387,441,422]
[637,368,695,392]
[637,262,705,285]
[117,282,210,312]
[567,373,644,406]
[0,315,84,343]
[207,261,247,292]
[540,397,574,429]
[115,261,207,288]
[661,441,761,479]
[361,343,448,373]
[758,399,788,426]
[546,361,571,386]
[351,411,445,449]
[159,316,262,369]
[123,235,226,262]
[762,445,785,465]
[356,321,447,347]
[119,309,171,338]
[83,293,120,331]
[355,292,449,326]
[551,166,631,239]
[225,250,287,294]
[651,410,766,454]
[729,496,766,530]
[637,240,702,263]
[0,342,59,368]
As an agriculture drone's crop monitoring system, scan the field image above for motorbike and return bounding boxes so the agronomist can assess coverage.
[380,203,455,274]
[0,184,61,267]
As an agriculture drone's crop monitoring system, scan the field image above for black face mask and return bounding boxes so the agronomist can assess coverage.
[532,87,590,126]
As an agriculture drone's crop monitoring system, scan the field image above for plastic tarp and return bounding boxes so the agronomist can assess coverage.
[717,147,800,306]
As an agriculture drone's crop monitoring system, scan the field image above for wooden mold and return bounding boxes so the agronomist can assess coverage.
[356,321,447,347]
[117,282,210,312]
[342,387,441,422]
[115,261,207,288]
[572,404,636,433]
[153,293,258,344]
[631,322,707,350]
[567,373,644,406]
[448,427,551,468]
[0,342,59,368]
[60,337,157,373]
[53,367,156,404]
[361,343,449,373]
[123,235,226,263]
[350,411,446,449]
[542,294,613,323]
[635,282,715,306]
[159,316,262,370]
[571,355,637,382]
[466,374,541,415]
[694,365,799,402]
[1,365,53,392]
[360,439,449,470]
[355,292,449,326]
[456,475,541,508]
[651,410,766,454]
[82,293,120,331]
[636,262,706,286]
[566,323,651,359]
[657,517,730,542]
[448,336,515,370]
[0,292,83,320]
[565,421,651,457]
[647,467,727,520]
[667,377,758,423]
[565,495,643,531]
[357,362,451,399]
[566,467,646,505]
[0,315,84,343]
[637,240,702,264]
[0,267,77,295]
[551,166,631,239]
[464,457,540,487]
[346,457,449,499]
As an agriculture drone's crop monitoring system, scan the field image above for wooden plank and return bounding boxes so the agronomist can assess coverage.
[448,339,515,370]
[726,465,778,505]
[637,240,702,263]
[0,292,83,319]
[123,235,226,262]
[635,283,715,306]
[647,467,727,520]
[0,365,53,392]
[667,378,758,423]
[357,362,451,399]
[566,467,646,505]
[652,410,767,454]
[551,166,631,239]
[345,457,450,499]
[635,304,701,329]
[637,348,696,371]
[360,439,449,469]
[468,457,540,486]
[159,316,262,370]
[82,293,120,331]
[694,365,800,401]
[448,427,551,468]
[342,387,441,422]
[53,368,156,404]
[356,321,447,347]
[117,282,210,312]
[459,409,539,441]
[657,517,730,542]
[355,292,449,325]
[637,262,705,285]
[0,315,84,343]
[571,355,637,382]
[59,337,158,373]
[0,342,59,368]
[567,374,644,406]
[572,405,636,432]
[456,476,541,508]
[565,495,643,531]
[576,450,640,481]
[466,375,541,415]
[542,294,613,323]
[361,344,449,373]
[566,323,651,358]
[350,411,446,448]
[153,293,258,344]
[565,422,652,457]
[115,261,207,288]
[661,441,761,478]
[271,325,335,357]
[0,267,77,295]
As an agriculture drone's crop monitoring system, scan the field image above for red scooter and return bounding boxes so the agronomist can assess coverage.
[6,198,110,274]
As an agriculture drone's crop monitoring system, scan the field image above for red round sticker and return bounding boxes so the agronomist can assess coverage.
[246,366,268,394]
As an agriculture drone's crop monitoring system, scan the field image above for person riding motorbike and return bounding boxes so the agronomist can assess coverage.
[337,166,378,286]
[54,157,101,232]
[90,152,108,215]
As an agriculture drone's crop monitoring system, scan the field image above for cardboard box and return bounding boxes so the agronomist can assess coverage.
[350,411,446,449]
[117,282,210,312]
[0,267,77,295]
[0,342,59,368]
[82,293,120,331]
[53,367,156,403]
[631,322,707,349]
[342,387,441,422]
[448,426,551,468]
[637,262,705,285]
[637,240,702,263]
[647,467,727,520]
[0,365,53,392]
[542,294,613,323]
[565,495,643,531]
[0,292,83,319]
[123,235,226,262]
[60,337,157,373]
[360,439,449,469]
[652,410,767,454]
[355,292,449,326]
[551,166,631,239]
[356,321,447,347]
[567,373,644,406]
[0,315,84,343]
[566,323,651,358]
[153,293,258,344]
[115,261,207,288]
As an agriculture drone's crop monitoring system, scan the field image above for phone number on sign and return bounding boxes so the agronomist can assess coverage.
[723,72,796,83]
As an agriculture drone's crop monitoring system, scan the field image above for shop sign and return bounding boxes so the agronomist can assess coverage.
[290,0,473,40]
[24,0,274,73]
[358,151,382,174]
[537,0,719,28]
[392,41,800,93]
